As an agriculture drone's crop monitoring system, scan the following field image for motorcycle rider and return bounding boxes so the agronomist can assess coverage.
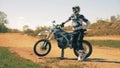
[61,5,90,61]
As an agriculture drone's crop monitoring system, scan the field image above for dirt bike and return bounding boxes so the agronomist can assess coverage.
[33,21,92,59]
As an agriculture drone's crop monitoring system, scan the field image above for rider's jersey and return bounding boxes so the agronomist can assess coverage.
[69,14,88,30]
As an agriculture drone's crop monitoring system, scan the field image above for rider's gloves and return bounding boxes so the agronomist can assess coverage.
[83,29,87,31]
[61,22,65,27]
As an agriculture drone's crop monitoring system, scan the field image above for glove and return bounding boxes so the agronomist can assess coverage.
[61,22,65,27]
[83,29,87,31]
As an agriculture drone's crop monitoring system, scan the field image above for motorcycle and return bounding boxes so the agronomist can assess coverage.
[33,21,92,59]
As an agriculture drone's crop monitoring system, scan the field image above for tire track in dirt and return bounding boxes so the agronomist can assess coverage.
[0,33,120,68]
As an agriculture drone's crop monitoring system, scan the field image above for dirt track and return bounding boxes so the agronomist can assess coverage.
[0,33,120,68]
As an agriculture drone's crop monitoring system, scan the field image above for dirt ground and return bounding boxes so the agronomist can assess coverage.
[0,33,120,68]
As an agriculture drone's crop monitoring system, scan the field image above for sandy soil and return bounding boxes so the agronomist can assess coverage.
[0,33,120,68]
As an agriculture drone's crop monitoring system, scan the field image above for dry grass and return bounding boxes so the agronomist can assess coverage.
[88,20,120,36]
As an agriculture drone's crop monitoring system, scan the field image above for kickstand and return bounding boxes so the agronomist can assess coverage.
[61,48,64,59]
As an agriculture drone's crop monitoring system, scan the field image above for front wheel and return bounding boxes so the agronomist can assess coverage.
[73,40,92,58]
[34,39,51,56]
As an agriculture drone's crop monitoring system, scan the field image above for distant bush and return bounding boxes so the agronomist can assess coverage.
[7,28,21,33]
[23,28,35,36]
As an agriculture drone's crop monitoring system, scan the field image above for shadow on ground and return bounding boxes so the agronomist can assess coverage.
[38,57,120,64]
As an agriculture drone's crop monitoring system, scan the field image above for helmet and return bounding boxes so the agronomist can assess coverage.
[72,6,80,14]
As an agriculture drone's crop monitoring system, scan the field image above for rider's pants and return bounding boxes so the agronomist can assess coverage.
[72,29,84,50]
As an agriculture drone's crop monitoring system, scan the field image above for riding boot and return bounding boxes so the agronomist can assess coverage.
[77,50,87,61]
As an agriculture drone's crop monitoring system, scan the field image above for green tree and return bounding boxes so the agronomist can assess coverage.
[0,11,8,32]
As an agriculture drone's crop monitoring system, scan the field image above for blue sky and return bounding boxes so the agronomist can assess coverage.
[0,0,120,30]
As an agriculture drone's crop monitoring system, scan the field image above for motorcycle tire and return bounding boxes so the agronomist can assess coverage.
[73,40,92,58]
[34,39,51,56]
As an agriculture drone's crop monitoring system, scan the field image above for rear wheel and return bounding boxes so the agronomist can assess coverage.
[73,40,92,58]
[34,39,51,56]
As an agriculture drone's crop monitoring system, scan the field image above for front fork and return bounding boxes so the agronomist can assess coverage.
[41,32,53,50]
[41,40,48,50]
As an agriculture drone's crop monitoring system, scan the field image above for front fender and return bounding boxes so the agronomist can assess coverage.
[38,30,50,36]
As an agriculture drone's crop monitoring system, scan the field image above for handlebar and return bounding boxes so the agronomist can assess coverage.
[55,24,64,29]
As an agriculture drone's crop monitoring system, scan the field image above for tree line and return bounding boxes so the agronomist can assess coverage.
[0,11,120,36]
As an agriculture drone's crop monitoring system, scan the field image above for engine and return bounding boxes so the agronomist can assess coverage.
[54,29,70,49]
